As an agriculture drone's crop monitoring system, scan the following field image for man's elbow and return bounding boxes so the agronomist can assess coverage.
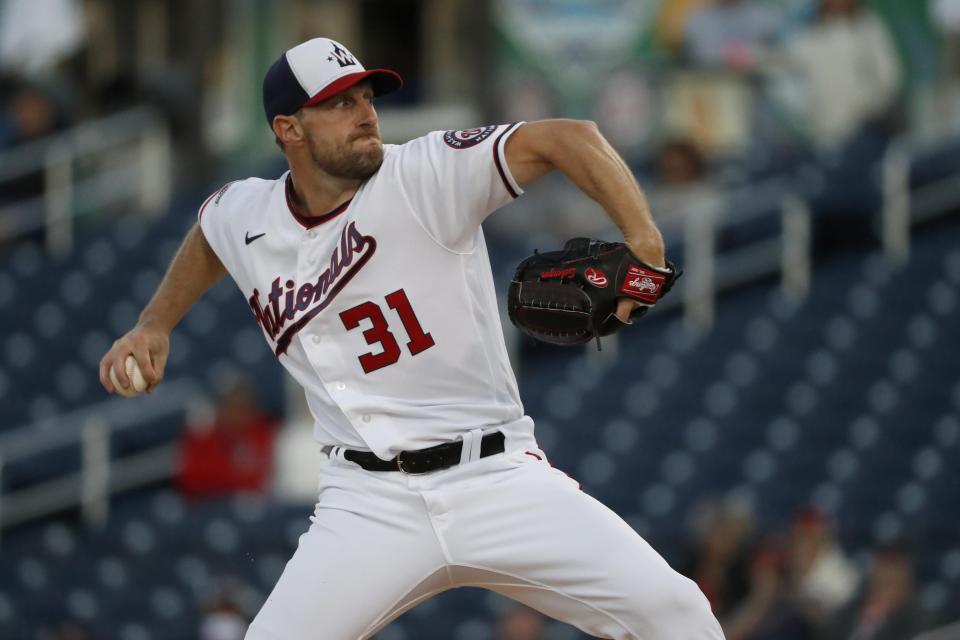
[558,119,602,143]
[533,119,604,161]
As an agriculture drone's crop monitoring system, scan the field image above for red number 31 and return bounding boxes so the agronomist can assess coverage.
[339,289,435,373]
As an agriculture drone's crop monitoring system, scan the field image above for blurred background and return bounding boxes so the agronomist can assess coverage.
[1,0,959,638]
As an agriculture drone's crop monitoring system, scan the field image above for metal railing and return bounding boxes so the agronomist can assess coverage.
[675,131,960,335]
[0,107,172,258]
[882,134,960,263]
[676,176,814,333]
[0,379,209,535]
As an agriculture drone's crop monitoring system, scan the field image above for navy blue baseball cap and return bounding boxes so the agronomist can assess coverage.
[262,37,403,126]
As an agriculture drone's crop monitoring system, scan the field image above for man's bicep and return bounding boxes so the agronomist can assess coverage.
[504,119,595,188]
[190,222,228,283]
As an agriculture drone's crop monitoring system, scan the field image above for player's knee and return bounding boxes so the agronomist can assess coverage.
[670,577,722,637]
[639,574,723,638]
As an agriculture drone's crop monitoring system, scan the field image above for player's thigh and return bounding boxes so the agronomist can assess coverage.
[245,464,449,640]
[449,452,722,639]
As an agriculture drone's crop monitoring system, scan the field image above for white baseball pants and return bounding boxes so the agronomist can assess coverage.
[245,437,724,639]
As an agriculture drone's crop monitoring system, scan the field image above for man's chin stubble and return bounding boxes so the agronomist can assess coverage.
[311,146,383,180]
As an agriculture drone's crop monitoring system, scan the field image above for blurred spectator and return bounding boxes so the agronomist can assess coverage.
[682,497,753,617]
[0,82,70,249]
[656,0,711,54]
[176,380,277,499]
[776,0,902,151]
[933,0,960,101]
[824,544,933,640]
[199,580,250,640]
[0,83,61,150]
[722,539,816,640]
[755,0,905,245]
[0,84,57,211]
[931,0,960,125]
[787,507,860,623]
[0,0,84,77]
[683,0,782,71]
[722,507,859,640]
[649,137,721,236]
[496,605,546,640]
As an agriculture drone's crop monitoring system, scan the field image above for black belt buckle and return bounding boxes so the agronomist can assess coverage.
[396,450,428,474]
[396,449,454,475]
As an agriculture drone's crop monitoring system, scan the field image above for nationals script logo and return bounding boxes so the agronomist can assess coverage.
[249,221,376,355]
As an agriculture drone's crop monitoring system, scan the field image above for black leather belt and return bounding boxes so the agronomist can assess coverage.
[341,431,506,474]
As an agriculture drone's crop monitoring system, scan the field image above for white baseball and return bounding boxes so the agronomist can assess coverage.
[109,355,148,397]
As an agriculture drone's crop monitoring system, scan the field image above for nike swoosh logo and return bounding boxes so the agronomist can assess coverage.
[245,232,266,245]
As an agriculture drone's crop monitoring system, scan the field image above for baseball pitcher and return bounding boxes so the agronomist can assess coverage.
[99,37,724,639]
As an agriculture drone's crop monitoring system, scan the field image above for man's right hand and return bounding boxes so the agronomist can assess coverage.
[99,323,170,395]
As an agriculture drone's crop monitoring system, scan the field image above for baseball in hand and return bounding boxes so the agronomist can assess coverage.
[109,355,148,397]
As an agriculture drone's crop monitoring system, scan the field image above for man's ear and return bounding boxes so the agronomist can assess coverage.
[272,114,303,148]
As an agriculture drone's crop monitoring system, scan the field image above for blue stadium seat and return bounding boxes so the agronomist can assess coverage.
[83,238,118,278]
[0,272,15,309]
[8,243,43,279]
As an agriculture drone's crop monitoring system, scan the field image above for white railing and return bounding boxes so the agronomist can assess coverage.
[882,142,911,263]
[676,176,814,333]
[781,194,812,301]
[0,107,172,258]
[677,131,960,335]
[0,379,208,536]
[881,133,960,263]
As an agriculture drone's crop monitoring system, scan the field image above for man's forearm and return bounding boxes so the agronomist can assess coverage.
[139,223,226,333]
[550,122,665,266]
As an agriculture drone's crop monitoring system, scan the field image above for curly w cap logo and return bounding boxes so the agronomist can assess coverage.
[328,43,357,68]
[620,265,665,303]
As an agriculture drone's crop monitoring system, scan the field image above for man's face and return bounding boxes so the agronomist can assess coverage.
[297,80,383,180]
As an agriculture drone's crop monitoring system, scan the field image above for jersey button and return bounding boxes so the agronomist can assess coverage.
[311,335,320,344]
[335,382,346,391]
[361,415,372,423]
[307,230,317,239]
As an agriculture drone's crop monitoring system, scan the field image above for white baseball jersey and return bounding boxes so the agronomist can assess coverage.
[198,123,534,459]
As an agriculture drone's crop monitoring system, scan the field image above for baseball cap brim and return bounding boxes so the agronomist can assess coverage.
[302,69,403,108]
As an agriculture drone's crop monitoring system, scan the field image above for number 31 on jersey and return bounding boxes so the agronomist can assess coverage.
[339,289,435,373]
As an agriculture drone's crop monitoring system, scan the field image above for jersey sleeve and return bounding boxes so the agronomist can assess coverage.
[196,181,239,275]
[392,122,525,252]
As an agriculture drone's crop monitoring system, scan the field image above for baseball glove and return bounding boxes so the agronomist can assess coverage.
[507,238,680,348]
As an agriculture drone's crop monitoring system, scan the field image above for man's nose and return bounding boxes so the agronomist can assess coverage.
[357,100,377,127]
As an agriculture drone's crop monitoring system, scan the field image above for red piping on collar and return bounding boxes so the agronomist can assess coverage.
[285,174,351,229]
